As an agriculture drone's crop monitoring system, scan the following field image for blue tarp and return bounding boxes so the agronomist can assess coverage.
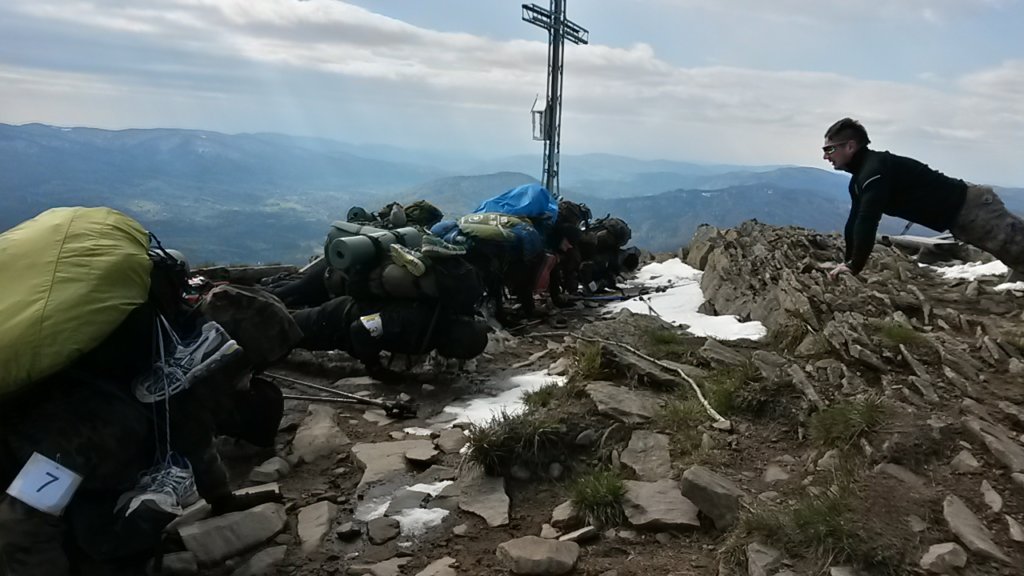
[473,183,558,228]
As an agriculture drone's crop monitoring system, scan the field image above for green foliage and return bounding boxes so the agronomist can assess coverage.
[722,479,907,575]
[871,321,925,347]
[465,410,566,476]
[654,394,706,453]
[569,341,606,382]
[568,468,626,527]
[809,396,889,448]
[522,381,585,411]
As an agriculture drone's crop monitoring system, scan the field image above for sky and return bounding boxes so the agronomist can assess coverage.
[1,0,1022,185]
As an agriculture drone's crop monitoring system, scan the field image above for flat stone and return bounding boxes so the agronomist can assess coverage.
[558,526,598,543]
[352,440,435,490]
[918,542,967,574]
[816,449,841,472]
[363,409,396,427]
[292,404,350,464]
[367,517,401,545]
[405,445,440,465]
[162,551,198,575]
[950,450,982,474]
[348,557,411,576]
[981,480,1003,513]
[436,428,469,454]
[540,524,561,539]
[874,463,926,489]
[762,464,790,484]
[496,536,579,575]
[622,479,700,530]
[297,501,337,554]
[458,466,509,527]
[620,431,672,481]
[1007,515,1024,542]
[336,522,361,540]
[179,503,287,566]
[585,381,662,424]
[414,556,457,576]
[249,456,291,483]
[230,545,288,576]
[452,524,469,536]
[1013,473,1024,490]
[942,495,1011,564]
[550,500,578,530]
[385,488,430,516]
[746,542,783,576]
[962,417,1024,473]
[679,466,744,530]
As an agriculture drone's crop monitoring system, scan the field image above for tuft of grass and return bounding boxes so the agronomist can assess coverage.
[769,321,811,354]
[721,479,906,575]
[568,468,626,527]
[809,396,888,448]
[522,380,585,411]
[465,410,566,476]
[654,394,706,453]
[871,321,925,347]
[643,326,689,358]
[568,341,606,382]
[703,362,759,415]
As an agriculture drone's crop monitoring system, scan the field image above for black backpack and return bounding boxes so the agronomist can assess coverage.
[590,216,632,249]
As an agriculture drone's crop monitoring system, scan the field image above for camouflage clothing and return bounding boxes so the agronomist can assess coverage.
[949,185,1024,274]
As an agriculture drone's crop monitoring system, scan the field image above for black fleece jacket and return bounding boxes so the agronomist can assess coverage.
[843,148,967,274]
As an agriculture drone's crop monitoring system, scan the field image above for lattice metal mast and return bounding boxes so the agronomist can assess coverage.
[522,0,588,198]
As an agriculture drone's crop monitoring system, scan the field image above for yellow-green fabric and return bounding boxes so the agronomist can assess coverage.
[0,207,152,398]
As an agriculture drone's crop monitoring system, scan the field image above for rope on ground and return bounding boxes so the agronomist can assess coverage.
[531,330,728,424]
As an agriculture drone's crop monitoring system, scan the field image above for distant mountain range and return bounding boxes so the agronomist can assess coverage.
[2,123,1021,263]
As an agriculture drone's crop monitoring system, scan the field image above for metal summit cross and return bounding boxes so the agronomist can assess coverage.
[522,0,588,198]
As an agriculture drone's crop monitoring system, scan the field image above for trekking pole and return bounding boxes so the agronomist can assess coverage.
[281,393,370,405]
[264,372,418,418]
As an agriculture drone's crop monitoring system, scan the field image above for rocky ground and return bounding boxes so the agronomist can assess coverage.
[157,221,1024,576]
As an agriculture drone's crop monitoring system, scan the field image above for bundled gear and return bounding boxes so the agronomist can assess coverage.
[473,183,559,236]
[0,207,153,400]
[588,215,632,250]
[324,221,422,273]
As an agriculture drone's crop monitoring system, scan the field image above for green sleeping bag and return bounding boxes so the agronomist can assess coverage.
[0,207,153,399]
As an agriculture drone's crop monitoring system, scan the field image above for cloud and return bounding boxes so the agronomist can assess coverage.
[1,0,1022,184]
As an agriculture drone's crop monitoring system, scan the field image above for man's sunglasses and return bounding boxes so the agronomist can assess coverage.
[822,140,851,155]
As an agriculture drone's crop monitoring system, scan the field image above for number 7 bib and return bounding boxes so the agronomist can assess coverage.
[6,452,84,516]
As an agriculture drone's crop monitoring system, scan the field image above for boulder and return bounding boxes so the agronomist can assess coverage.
[496,536,579,575]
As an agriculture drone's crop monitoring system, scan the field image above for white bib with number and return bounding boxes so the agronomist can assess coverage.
[359,313,384,338]
[6,452,83,516]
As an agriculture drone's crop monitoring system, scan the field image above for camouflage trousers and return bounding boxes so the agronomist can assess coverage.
[950,185,1024,275]
[0,497,68,576]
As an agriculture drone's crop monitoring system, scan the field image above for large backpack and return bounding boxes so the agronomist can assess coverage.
[590,216,632,250]
[404,200,445,229]
[0,207,153,399]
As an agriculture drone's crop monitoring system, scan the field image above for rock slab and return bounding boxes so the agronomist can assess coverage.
[230,545,288,576]
[620,431,672,481]
[179,503,286,565]
[458,466,510,527]
[680,466,744,530]
[918,542,967,574]
[297,501,338,554]
[622,479,700,530]
[352,439,435,490]
[496,536,579,575]
[585,381,661,424]
[942,495,1011,564]
[292,404,349,464]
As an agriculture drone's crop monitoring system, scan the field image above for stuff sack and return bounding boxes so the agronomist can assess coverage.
[0,207,153,399]
[590,216,632,249]
[473,183,558,233]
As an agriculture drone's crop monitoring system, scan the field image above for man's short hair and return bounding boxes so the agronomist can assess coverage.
[824,118,870,147]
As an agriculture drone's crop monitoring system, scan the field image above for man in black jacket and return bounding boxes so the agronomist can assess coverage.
[822,117,1024,280]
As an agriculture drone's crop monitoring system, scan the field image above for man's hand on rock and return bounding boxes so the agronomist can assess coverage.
[828,263,852,281]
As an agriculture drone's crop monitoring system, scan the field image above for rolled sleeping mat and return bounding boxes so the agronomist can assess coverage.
[325,224,423,271]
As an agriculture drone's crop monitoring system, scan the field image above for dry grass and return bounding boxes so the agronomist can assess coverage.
[568,468,626,527]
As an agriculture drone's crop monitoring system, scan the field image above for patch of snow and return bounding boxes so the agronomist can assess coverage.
[406,480,453,497]
[402,427,435,436]
[930,260,1008,280]
[392,507,449,536]
[995,281,1024,293]
[354,496,390,521]
[441,370,565,427]
[607,258,766,340]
